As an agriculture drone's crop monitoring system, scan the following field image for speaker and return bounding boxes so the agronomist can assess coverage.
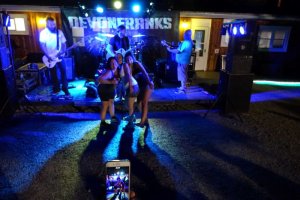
[0,47,11,70]
[0,65,17,120]
[226,54,253,74]
[165,61,178,82]
[217,70,253,113]
[0,26,6,47]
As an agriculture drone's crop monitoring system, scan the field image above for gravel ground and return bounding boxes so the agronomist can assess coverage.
[0,84,300,200]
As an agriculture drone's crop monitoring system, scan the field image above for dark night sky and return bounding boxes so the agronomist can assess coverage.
[0,0,298,17]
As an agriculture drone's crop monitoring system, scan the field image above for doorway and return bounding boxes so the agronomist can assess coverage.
[191,19,211,71]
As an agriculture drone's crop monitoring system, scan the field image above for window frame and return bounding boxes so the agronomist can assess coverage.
[6,14,30,35]
[257,25,291,52]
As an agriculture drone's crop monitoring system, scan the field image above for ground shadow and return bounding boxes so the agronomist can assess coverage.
[79,124,120,199]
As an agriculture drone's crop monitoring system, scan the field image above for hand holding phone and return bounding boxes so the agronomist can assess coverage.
[105,160,130,200]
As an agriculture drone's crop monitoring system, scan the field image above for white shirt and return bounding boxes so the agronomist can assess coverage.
[39,28,66,57]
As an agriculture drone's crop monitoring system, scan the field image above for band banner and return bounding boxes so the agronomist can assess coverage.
[61,8,179,77]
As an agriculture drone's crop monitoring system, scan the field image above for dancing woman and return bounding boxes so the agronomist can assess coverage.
[97,57,121,127]
[123,52,154,127]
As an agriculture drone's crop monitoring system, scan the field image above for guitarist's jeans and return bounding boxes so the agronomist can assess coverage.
[50,59,69,95]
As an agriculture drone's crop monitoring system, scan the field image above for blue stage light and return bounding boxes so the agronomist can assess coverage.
[96,6,104,13]
[232,26,238,35]
[132,4,141,13]
[239,26,246,35]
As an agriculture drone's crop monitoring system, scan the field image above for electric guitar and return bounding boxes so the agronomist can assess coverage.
[42,41,80,68]
[161,40,178,49]
[106,41,144,60]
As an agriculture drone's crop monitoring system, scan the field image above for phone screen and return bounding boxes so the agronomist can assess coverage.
[106,165,130,200]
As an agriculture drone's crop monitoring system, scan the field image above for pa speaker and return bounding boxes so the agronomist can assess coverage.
[0,47,10,70]
[217,70,253,113]
[0,65,17,120]
[226,54,253,74]
[0,26,6,47]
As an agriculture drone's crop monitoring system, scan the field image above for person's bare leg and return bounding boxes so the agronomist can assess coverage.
[128,97,135,116]
[100,101,109,121]
[140,88,153,125]
[108,99,115,117]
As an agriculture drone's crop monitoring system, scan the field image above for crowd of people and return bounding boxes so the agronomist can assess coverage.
[97,24,154,129]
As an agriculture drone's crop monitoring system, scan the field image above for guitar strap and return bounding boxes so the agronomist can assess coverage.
[56,29,59,50]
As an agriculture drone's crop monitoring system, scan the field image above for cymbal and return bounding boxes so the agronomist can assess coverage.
[99,33,114,38]
[95,36,105,42]
[132,34,146,38]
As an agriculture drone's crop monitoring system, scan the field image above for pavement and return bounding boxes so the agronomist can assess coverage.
[1,75,300,200]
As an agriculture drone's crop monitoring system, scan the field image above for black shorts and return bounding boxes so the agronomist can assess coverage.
[97,84,116,101]
[134,73,152,102]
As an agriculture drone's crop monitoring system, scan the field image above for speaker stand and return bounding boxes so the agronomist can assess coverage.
[203,91,243,122]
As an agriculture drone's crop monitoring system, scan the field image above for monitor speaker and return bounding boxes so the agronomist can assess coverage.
[217,70,253,113]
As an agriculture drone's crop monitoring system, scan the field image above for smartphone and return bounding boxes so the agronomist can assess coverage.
[105,160,130,200]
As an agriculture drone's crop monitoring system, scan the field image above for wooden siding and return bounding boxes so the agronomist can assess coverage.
[10,11,62,59]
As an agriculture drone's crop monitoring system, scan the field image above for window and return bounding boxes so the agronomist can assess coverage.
[6,14,29,35]
[258,26,291,52]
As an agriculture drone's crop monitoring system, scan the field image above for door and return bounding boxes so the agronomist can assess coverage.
[191,19,211,71]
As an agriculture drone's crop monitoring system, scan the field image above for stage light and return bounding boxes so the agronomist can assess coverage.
[96,6,104,13]
[239,26,246,35]
[81,5,86,10]
[132,4,141,13]
[84,12,89,17]
[1,12,10,27]
[114,1,122,9]
[232,25,238,35]
[150,2,154,6]
[222,20,247,37]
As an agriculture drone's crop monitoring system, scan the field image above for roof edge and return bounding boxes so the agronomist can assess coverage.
[0,5,61,13]
[180,11,300,21]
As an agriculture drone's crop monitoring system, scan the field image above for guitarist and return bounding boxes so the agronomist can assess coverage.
[106,24,130,59]
[39,16,71,97]
[166,29,193,94]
